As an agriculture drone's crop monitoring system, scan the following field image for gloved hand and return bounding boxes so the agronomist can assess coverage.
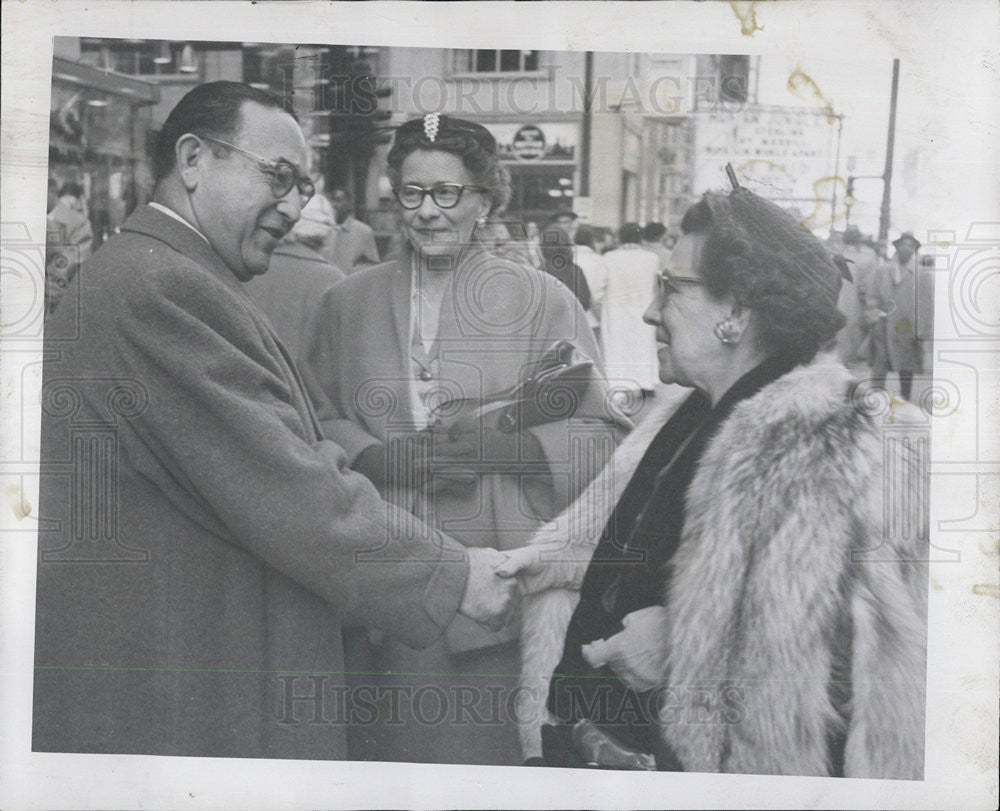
[352,430,434,491]
[429,422,544,477]
[493,541,591,594]
[581,605,671,691]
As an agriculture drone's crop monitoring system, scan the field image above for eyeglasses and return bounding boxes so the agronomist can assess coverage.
[656,272,705,299]
[202,136,315,204]
[392,183,489,210]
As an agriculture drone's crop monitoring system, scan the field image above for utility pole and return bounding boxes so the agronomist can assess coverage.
[579,51,593,200]
[878,58,900,251]
[829,114,844,239]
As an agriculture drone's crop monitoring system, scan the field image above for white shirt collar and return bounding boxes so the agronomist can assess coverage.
[148,202,210,245]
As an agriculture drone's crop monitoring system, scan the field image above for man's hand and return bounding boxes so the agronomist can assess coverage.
[581,605,670,691]
[458,547,519,631]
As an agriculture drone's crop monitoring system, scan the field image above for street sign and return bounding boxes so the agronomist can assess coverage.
[512,124,546,160]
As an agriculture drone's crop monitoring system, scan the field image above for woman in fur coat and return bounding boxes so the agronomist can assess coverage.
[498,186,929,779]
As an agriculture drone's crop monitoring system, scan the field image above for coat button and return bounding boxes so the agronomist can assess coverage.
[418,369,433,381]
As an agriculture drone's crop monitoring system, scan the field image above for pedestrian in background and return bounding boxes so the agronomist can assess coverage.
[248,194,346,360]
[599,222,661,395]
[641,221,673,273]
[864,231,933,401]
[573,223,609,335]
[45,178,93,316]
[835,224,877,367]
[540,225,591,311]
[321,186,380,272]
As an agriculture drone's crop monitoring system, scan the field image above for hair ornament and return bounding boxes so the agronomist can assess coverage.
[423,113,440,143]
[725,162,742,191]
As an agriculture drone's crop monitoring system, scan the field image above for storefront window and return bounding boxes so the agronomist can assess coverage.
[50,74,156,249]
[505,165,575,225]
[79,39,201,78]
[453,50,540,74]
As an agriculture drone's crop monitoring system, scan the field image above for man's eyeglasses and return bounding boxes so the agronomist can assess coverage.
[392,183,489,210]
[656,272,705,299]
[202,136,315,204]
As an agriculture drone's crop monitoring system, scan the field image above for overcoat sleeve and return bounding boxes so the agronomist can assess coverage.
[113,267,468,649]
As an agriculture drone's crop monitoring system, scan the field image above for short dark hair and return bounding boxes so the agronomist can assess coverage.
[58,182,85,199]
[680,190,846,363]
[574,223,596,250]
[618,222,642,244]
[642,222,667,242]
[387,114,510,214]
[329,187,353,204]
[153,81,294,182]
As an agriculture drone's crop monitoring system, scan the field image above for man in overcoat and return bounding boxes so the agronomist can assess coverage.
[33,81,514,760]
[864,231,934,400]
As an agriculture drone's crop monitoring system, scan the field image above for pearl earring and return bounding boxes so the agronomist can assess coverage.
[714,320,739,344]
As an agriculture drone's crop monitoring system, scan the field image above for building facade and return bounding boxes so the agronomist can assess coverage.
[50,39,839,250]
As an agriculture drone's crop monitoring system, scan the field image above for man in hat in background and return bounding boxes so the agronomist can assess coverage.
[549,209,579,243]
[248,194,345,360]
[864,230,934,400]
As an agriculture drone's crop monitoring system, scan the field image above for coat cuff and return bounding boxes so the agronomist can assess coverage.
[418,543,470,639]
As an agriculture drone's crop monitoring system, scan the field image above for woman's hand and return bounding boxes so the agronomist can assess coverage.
[581,605,670,691]
[494,541,590,594]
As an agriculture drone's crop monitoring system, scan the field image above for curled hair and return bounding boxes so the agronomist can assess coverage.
[387,116,511,214]
[154,81,293,182]
[681,190,846,363]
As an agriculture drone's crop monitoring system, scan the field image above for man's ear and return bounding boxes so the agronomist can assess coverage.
[175,133,205,192]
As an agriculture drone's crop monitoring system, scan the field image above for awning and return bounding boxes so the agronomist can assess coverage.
[52,57,160,105]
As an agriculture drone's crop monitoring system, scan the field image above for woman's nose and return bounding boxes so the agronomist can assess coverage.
[415,193,440,220]
[642,299,661,326]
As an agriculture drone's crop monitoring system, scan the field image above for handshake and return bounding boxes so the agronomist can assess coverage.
[457,541,591,630]
[457,547,522,631]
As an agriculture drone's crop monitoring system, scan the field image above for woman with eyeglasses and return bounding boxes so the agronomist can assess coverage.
[301,113,626,766]
[499,187,929,777]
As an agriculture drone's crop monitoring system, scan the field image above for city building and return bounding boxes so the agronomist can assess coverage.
[49,39,843,251]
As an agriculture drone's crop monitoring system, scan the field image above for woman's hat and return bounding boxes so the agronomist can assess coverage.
[723,186,850,302]
[393,113,497,154]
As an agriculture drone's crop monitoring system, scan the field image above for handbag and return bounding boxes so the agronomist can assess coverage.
[430,340,598,436]
[541,720,658,770]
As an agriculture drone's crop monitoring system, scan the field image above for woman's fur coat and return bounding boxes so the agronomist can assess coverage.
[518,357,928,779]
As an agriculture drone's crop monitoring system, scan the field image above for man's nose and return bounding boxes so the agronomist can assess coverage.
[276,189,304,223]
